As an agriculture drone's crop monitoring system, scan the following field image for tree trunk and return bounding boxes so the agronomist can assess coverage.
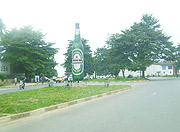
[175,69,179,77]
[122,70,125,78]
[142,70,145,78]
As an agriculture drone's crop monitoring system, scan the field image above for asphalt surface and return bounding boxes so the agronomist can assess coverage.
[0,77,180,132]
[0,82,64,94]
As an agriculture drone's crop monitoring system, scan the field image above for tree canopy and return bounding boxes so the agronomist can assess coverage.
[107,14,174,77]
[93,46,109,76]
[0,18,6,40]
[0,18,6,59]
[1,26,58,78]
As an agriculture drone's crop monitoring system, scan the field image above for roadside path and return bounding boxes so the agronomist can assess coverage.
[0,80,147,94]
[0,82,63,94]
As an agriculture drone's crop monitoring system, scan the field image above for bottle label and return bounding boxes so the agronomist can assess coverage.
[72,49,84,75]
[75,29,80,35]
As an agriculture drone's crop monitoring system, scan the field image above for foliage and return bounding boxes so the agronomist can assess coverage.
[1,26,58,78]
[129,14,174,77]
[62,38,93,76]
[93,47,109,76]
[107,33,133,78]
[0,73,9,81]
[173,43,180,75]
[0,18,6,40]
[0,85,130,115]
[0,18,6,60]
[107,14,174,77]
[0,82,12,86]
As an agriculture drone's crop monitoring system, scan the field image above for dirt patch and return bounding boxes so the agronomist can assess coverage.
[71,82,88,87]
[19,97,39,102]
[10,102,22,105]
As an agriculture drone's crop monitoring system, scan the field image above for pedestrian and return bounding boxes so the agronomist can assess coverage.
[14,77,17,85]
[35,75,39,85]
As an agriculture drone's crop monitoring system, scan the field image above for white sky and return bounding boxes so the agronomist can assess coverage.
[0,0,180,76]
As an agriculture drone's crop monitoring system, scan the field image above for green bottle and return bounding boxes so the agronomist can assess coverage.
[72,23,84,81]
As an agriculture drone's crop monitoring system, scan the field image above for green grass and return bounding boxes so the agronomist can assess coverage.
[162,75,177,77]
[0,114,7,117]
[0,83,13,87]
[84,78,109,82]
[84,77,148,82]
[0,85,130,115]
[114,77,148,81]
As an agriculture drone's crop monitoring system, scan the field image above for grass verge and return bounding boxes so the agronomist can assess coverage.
[84,77,148,82]
[0,83,13,87]
[0,85,130,116]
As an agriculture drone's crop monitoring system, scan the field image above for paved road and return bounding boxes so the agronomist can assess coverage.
[1,78,180,132]
[0,82,64,94]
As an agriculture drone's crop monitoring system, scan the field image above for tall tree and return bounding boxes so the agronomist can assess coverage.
[62,38,93,76]
[173,43,180,76]
[93,47,109,76]
[0,18,6,59]
[124,14,174,77]
[1,26,58,78]
[107,33,133,78]
[0,18,6,41]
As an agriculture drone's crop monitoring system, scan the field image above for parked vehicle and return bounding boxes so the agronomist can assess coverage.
[40,77,50,83]
[68,75,73,82]
[55,77,65,83]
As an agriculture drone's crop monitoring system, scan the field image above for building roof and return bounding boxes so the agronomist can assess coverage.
[154,61,174,66]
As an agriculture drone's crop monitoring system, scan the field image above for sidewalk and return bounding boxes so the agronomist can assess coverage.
[0,82,52,94]
[0,82,50,91]
[0,82,39,88]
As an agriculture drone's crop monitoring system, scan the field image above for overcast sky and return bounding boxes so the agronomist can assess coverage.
[0,0,179,76]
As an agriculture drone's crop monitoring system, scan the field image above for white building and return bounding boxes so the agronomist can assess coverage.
[118,62,175,77]
[0,61,10,74]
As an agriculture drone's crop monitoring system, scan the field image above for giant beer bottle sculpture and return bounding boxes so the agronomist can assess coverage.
[72,23,84,81]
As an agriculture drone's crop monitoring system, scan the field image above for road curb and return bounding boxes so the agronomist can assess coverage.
[0,87,132,124]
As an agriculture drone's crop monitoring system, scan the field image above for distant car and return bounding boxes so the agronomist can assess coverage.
[63,75,68,81]
[127,74,133,78]
[55,77,65,83]
[68,75,73,82]
[41,77,50,82]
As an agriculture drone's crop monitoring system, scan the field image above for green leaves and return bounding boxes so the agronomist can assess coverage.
[1,26,58,78]
[93,47,109,76]
[107,14,174,77]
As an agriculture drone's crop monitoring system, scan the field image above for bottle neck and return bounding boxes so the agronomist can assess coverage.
[74,23,81,42]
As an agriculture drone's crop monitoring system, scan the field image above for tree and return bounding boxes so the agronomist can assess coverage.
[62,38,93,77]
[128,14,174,77]
[1,26,58,78]
[0,18,6,60]
[173,44,180,76]
[109,14,174,78]
[107,33,133,78]
[93,47,109,76]
[0,18,6,41]
[107,14,174,78]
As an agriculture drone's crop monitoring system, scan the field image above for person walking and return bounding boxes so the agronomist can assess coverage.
[14,77,17,85]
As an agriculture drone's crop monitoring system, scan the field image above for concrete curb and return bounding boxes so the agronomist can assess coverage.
[0,87,132,124]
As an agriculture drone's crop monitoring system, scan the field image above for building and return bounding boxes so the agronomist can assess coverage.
[118,61,177,77]
[0,61,10,74]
